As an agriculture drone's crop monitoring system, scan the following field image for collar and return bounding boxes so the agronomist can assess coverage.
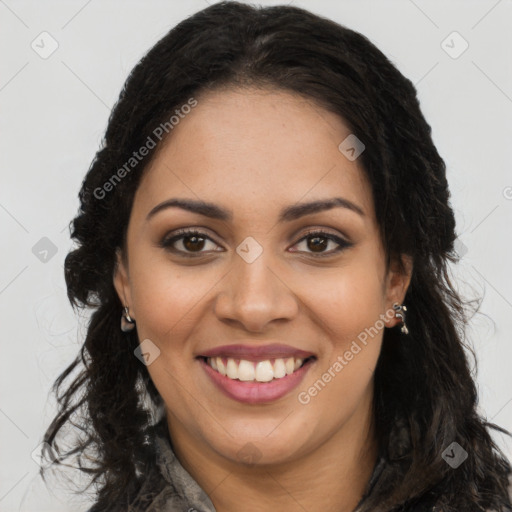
[151,419,217,511]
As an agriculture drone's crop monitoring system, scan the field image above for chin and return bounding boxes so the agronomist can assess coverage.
[206,425,310,467]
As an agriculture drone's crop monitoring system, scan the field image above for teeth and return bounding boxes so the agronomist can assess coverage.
[206,356,308,382]
[226,358,238,379]
[216,357,226,376]
[273,358,286,378]
[255,361,274,382]
[238,360,255,381]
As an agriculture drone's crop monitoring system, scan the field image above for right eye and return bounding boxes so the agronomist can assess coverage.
[159,228,224,257]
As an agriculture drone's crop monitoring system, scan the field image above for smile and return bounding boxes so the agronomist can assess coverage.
[196,344,317,404]
[203,356,312,382]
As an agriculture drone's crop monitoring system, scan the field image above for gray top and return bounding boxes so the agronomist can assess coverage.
[89,418,511,511]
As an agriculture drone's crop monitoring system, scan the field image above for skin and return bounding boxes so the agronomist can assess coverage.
[114,87,413,512]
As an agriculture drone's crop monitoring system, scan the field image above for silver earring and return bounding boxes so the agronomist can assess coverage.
[393,302,409,335]
[121,306,135,332]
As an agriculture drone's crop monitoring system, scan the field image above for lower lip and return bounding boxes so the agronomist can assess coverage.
[199,358,314,404]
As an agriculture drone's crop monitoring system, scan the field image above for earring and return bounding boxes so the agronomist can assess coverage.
[392,302,409,335]
[121,306,135,332]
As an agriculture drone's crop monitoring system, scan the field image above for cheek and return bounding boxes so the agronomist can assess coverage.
[300,254,386,344]
[297,272,384,424]
[128,258,213,412]
[129,253,215,341]
[296,250,386,400]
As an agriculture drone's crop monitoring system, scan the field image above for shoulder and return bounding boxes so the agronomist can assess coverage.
[84,464,170,512]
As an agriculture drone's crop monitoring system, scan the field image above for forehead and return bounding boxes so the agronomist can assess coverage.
[134,87,374,222]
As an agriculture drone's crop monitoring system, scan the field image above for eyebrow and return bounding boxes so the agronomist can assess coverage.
[146,197,365,222]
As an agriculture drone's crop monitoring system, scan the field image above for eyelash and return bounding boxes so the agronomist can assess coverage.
[159,228,353,258]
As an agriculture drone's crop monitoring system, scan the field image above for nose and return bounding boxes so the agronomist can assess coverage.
[214,250,299,333]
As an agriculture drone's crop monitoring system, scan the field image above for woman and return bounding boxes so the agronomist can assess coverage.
[41,2,512,511]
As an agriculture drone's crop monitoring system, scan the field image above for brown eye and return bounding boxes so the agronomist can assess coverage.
[307,235,329,252]
[291,230,352,256]
[181,234,206,252]
[160,229,222,256]
[159,228,352,258]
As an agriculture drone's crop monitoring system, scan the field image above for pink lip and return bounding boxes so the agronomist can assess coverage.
[199,357,315,404]
[198,343,315,361]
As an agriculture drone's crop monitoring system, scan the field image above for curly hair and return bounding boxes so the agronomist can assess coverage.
[41,2,512,511]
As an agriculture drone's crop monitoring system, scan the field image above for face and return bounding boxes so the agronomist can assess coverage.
[114,87,412,467]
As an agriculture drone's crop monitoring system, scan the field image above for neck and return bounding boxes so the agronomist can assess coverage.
[166,395,378,512]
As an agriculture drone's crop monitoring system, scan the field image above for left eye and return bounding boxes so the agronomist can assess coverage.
[291,231,351,256]
[159,229,351,257]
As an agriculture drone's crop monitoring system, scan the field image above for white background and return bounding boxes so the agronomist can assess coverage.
[1,1,511,510]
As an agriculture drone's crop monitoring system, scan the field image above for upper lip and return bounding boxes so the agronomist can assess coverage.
[198,343,315,361]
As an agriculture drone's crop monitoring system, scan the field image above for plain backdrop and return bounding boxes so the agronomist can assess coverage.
[1,0,511,510]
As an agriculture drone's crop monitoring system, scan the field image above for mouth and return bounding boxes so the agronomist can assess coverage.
[195,344,317,404]
[198,355,315,382]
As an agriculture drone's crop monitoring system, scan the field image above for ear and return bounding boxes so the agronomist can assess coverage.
[113,248,134,318]
[383,253,413,329]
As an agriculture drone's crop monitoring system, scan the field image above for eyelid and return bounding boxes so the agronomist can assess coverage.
[290,228,353,256]
[159,226,353,257]
[296,227,351,244]
[159,227,223,253]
